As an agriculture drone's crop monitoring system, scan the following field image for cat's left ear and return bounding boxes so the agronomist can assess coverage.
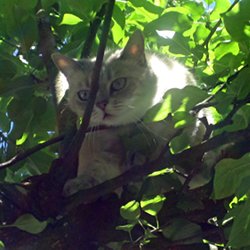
[120,30,146,65]
[51,53,78,77]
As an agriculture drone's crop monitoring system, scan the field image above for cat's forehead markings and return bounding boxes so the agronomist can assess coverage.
[105,67,112,81]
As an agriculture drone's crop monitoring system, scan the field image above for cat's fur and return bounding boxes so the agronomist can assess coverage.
[52,30,206,196]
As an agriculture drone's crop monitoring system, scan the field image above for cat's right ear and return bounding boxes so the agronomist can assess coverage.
[51,53,77,77]
[120,30,146,65]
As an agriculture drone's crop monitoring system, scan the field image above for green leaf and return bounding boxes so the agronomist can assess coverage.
[162,218,201,242]
[230,68,250,100]
[0,76,34,96]
[0,241,5,249]
[42,0,57,9]
[0,58,17,78]
[145,8,192,34]
[12,214,47,234]
[19,0,37,10]
[0,111,10,132]
[60,13,83,25]
[112,5,125,44]
[143,86,207,122]
[210,0,231,20]
[222,0,250,42]
[214,42,239,61]
[140,195,166,216]
[32,97,47,117]
[116,223,135,233]
[182,2,204,22]
[143,101,171,122]
[129,0,163,15]
[214,153,250,199]
[236,177,250,198]
[228,198,250,248]
[170,130,192,153]
[120,200,140,221]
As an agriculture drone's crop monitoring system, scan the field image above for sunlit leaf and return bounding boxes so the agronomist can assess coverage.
[60,13,83,25]
[140,195,166,216]
[120,200,140,221]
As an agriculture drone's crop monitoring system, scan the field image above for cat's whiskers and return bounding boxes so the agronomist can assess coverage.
[127,105,135,109]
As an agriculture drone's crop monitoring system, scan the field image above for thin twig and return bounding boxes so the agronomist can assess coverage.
[212,94,250,130]
[62,0,115,167]
[202,0,240,48]
[0,135,65,169]
[81,4,106,58]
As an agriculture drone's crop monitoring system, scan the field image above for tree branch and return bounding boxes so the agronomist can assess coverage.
[81,4,106,58]
[0,135,64,169]
[62,0,115,170]
[212,94,250,130]
[64,125,250,213]
[202,0,240,49]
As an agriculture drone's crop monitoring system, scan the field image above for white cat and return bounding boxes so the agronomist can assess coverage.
[52,30,207,196]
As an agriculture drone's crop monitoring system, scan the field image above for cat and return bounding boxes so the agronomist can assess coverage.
[52,30,207,196]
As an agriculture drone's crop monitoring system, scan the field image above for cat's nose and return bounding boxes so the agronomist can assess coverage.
[96,100,108,111]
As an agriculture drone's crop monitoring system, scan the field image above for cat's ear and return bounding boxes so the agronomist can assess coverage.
[120,30,146,65]
[51,53,78,77]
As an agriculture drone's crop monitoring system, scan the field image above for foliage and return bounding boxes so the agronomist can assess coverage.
[0,0,250,249]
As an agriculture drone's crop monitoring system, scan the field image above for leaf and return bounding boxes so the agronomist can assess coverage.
[230,68,250,100]
[169,112,197,153]
[129,0,163,15]
[143,101,171,122]
[32,97,47,117]
[214,41,239,61]
[222,0,250,42]
[112,5,125,44]
[228,198,250,248]
[41,0,57,9]
[0,75,34,97]
[143,86,207,122]
[120,200,140,221]
[116,224,135,233]
[0,58,17,78]
[236,177,250,198]
[0,241,5,249]
[162,218,201,242]
[145,8,192,34]
[12,214,47,234]
[214,153,250,199]
[19,0,37,10]
[210,0,231,20]
[60,13,83,25]
[140,195,166,216]
[182,1,204,21]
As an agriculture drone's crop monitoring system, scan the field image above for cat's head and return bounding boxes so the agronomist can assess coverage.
[52,30,157,127]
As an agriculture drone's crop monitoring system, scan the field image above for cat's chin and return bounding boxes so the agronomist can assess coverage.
[91,115,131,127]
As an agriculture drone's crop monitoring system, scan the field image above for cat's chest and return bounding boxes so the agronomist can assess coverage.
[77,128,127,176]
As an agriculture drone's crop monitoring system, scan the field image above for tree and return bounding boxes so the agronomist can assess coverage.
[0,0,250,249]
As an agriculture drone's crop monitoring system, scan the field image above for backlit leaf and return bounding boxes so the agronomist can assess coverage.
[140,195,166,216]
[60,13,83,25]
[120,200,140,221]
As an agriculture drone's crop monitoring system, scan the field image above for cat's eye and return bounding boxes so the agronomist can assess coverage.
[77,90,89,102]
[110,78,127,92]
